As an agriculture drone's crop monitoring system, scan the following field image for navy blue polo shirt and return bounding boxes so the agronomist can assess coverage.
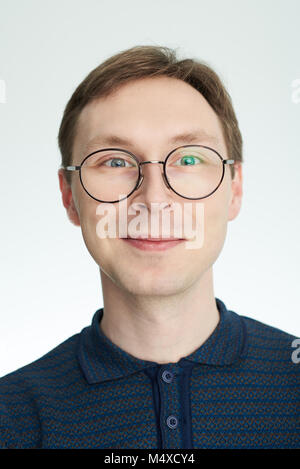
[0,297,299,449]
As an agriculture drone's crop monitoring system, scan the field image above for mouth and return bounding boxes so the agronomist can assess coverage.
[121,236,185,251]
[126,236,184,241]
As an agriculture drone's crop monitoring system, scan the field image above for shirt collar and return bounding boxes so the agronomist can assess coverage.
[77,297,248,385]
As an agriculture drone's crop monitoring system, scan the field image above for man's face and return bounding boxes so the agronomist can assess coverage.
[59,76,242,297]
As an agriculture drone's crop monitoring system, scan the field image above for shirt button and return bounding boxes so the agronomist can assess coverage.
[161,369,174,383]
[166,415,178,429]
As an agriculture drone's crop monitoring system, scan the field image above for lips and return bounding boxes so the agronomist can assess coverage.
[122,237,185,251]
[126,236,184,241]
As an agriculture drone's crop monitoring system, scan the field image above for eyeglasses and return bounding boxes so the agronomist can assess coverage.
[62,144,235,203]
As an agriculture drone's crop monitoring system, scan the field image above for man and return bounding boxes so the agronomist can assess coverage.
[0,45,299,449]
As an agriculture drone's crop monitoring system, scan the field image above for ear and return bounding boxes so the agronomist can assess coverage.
[58,168,81,226]
[228,162,243,221]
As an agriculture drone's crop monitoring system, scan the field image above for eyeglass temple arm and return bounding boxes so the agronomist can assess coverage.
[62,166,81,171]
[224,159,235,164]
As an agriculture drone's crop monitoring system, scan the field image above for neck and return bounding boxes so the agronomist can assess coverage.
[99,267,220,364]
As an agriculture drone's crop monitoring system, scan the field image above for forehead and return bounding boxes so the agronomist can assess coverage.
[73,76,227,159]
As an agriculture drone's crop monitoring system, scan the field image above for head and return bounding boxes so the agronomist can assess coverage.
[58,45,243,297]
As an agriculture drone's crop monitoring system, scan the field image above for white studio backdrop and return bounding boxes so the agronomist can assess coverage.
[0,0,299,377]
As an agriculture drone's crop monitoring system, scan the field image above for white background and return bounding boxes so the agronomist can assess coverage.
[0,0,299,377]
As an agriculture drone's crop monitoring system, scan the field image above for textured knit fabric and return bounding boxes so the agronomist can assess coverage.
[0,297,299,449]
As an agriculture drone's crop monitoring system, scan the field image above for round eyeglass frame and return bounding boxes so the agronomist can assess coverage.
[62,144,235,203]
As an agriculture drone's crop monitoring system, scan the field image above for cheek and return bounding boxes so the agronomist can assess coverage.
[206,204,228,244]
[77,198,110,262]
[200,191,230,255]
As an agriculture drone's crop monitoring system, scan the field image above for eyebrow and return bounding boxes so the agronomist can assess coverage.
[84,130,220,154]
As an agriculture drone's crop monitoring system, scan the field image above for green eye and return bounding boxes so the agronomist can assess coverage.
[176,155,202,166]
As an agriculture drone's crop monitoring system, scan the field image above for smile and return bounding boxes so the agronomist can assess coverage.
[121,238,185,251]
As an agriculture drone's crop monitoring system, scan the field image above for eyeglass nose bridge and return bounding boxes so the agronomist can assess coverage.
[136,160,172,191]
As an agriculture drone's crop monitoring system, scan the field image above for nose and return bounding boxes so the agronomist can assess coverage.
[128,161,181,238]
[136,160,172,194]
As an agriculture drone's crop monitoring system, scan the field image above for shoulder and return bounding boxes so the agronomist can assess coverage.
[0,331,82,448]
[0,331,80,386]
[238,312,300,372]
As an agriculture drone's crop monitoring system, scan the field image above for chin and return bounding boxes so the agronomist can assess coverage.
[119,269,190,297]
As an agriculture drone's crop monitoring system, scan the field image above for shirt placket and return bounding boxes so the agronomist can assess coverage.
[158,363,183,448]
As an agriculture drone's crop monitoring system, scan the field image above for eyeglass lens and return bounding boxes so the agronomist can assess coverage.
[80,146,223,202]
